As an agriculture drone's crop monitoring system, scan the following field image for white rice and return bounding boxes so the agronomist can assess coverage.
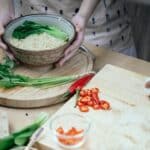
[10,32,66,51]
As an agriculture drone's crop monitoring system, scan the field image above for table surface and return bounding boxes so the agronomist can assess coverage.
[0,43,150,132]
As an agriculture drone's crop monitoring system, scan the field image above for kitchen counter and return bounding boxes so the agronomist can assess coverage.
[0,43,150,132]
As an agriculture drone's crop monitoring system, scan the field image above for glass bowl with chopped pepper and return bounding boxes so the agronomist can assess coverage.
[3,14,75,66]
[49,113,91,149]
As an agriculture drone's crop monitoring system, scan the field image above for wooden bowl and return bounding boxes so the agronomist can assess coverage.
[3,14,75,66]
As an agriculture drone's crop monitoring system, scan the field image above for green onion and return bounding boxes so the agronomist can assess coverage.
[0,57,79,88]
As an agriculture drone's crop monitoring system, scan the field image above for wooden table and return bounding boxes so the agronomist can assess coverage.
[0,43,150,132]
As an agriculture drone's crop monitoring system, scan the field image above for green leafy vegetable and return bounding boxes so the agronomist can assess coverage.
[0,135,15,150]
[12,20,69,41]
[0,112,49,150]
[0,57,78,88]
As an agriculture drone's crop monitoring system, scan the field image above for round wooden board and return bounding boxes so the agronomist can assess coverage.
[0,48,93,108]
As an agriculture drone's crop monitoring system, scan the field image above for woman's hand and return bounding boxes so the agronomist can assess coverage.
[58,0,99,66]
[0,0,14,50]
[145,80,150,89]
[58,14,86,66]
[0,18,16,60]
[0,14,10,50]
[145,78,150,96]
[145,78,150,89]
[0,24,7,49]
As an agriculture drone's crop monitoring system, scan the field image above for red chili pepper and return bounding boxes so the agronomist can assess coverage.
[64,72,95,97]
[100,100,110,110]
[69,73,95,94]
[93,104,101,110]
[91,92,100,104]
[87,100,94,107]
[76,87,111,112]
[79,105,89,112]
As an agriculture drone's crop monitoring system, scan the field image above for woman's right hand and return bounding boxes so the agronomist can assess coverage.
[0,19,15,59]
[0,24,7,50]
[0,22,15,60]
[0,0,16,61]
[0,0,14,50]
[145,79,150,89]
[145,78,150,96]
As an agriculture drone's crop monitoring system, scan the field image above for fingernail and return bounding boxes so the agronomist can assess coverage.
[0,45,6,50]
[59,60,64,66]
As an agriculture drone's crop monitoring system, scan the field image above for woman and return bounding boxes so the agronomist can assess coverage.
[0,0,137,66]
[1,0,149,93]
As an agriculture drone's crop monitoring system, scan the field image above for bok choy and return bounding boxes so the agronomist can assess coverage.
[0,112,49,150]
[12,20,69,41]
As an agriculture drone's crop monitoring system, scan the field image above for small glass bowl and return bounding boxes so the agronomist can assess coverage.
[50,113,91,149]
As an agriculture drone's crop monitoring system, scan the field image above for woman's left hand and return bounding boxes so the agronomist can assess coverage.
[145,78,150,96]
[145,80,150,89]
[58,14,86,66]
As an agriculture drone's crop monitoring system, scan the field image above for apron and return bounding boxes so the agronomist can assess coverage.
[13,0,136,56]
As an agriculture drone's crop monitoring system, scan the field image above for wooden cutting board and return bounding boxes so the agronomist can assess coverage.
[37,64,150,150]
[0,47,93,108]
[0,111,9,138]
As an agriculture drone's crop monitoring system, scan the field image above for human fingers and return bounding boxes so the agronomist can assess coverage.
[0,25,4,35]
[0,25,7,49]
[145,78,150,88]
[144,78,150,96]
[58,31,84,66]
[58,47,78,66]
[64,30,84,56]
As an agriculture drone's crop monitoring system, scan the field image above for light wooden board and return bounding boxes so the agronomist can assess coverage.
[0,111,9,138]
[0,48,93,108]
[37,64,150,150]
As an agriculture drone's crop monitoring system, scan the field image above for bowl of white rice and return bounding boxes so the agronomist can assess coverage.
[3,14,75,66]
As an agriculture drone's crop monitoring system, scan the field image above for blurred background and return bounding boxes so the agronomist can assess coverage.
[127,0,150,61]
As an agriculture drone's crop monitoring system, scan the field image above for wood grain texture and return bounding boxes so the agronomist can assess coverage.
[37,64,150,150]
[85,43,150,76]
[0,44,150,133]
[0,49,93,108]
